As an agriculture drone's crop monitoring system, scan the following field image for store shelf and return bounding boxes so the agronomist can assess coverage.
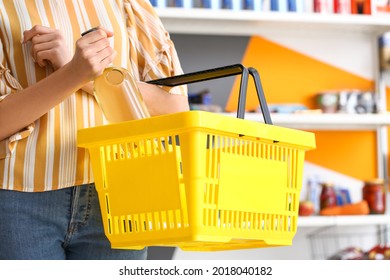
[157,8,390,36]
[298,214,390,227]
[157,6,390,260]
[222,112,390,130]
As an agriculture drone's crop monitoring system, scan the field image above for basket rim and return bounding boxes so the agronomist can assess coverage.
[77,111,316,150]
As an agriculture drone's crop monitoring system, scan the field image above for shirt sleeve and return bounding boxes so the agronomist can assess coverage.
[0,63,23,96]
[124,0,187,96]
[0,63,35,158]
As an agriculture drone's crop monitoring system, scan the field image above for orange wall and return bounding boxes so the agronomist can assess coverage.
[226,36,382,181]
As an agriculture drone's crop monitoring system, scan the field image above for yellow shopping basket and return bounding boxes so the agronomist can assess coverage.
[77,64,316,251]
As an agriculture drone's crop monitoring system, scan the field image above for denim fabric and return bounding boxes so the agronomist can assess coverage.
[0,184,147,260]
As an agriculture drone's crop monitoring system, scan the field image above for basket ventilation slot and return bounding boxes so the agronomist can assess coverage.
[201,209,296,232]
[102,136,178,162]
[107,209,189,235]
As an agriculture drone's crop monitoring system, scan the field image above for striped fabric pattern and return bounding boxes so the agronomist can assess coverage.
[0,0,186,192]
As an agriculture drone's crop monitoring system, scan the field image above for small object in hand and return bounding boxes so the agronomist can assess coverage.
[81,26,100,37]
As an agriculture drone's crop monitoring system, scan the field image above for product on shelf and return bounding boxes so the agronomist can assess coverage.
[299,201,315,216]
[150,0,387,15]
[267,103,307,113]
[299,178,315,216]
[362,179,386,214]
[150,0,167,8]
[373,0,390,14]
[316,89,377,114]
[367,244,390,260]
[270,0,288,11]
[328,246,366,260]
[188,89,223,112]
[317,91,339,113]
[221,0,242,10]
[314,0,332,13]
[334,0,352,14]
[166,0,193,8]
[379,33,390,71]
[319,200,370,215]
[328,244,390,260]
[320,182,338,210]
[202,0,222,9]
[351,0,372,14]
[336,187,352,205]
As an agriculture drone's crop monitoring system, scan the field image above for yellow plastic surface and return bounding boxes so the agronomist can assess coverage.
[77,111,316,251]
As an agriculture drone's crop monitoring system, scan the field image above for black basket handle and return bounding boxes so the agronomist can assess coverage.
[146,64,272,125]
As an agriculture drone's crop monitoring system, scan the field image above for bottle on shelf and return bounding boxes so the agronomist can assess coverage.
[379,33,390,71]
[173,0,193,8]
[313,0,331,13]
[202,0,221,9]
[221,0,242,10]
[320,182,338,210]
[156,0,168,8]
[299,179,315,216]
[270,0,288,11]
[286,0,305,12]
[334,0,351,14]
[351,0,372,14]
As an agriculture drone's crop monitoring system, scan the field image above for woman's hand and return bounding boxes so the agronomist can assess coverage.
[23,25,72,70]
[0,27,116,141]
[68,27,116,84]
[22,25,115,83]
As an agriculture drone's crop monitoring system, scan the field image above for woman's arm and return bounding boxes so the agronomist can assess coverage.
[19,24,188,121]
[137,82,189,116]
[81,79,189,116]
[0,28,116,141]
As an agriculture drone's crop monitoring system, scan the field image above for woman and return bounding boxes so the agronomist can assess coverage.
[0,0,188,260]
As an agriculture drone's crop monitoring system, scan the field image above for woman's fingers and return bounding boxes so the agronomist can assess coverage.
[70,28,115,82]
[23,25,71,70]
[23,25,115,80]
[22,25,54,43]
[81,27,114,42]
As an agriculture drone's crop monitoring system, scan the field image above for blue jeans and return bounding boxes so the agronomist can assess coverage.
[0,184,147,260]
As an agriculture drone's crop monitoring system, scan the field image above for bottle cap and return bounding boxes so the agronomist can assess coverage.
[106,68,124,85]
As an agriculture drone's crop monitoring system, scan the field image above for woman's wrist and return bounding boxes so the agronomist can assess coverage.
[80,81,94,95]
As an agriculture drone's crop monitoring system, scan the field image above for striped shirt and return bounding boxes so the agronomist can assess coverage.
[0,0,186,192]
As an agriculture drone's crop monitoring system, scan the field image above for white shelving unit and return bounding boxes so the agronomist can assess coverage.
[224,112,390,228]
[157,8,390,36]
[298,214,390,227]
[157,7,390,257]
[222,112,390,130]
